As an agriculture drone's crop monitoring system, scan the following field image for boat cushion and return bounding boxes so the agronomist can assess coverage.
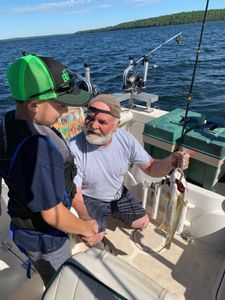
[42,248,175,300]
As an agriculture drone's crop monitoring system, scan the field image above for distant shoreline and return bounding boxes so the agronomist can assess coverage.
[1,9,224,41]
[0,33,72,42]
[75,9,225,34]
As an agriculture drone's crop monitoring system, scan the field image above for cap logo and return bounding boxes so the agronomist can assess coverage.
[62,69,70,82]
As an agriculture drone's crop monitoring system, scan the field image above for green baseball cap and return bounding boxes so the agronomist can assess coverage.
[7,54,91,106]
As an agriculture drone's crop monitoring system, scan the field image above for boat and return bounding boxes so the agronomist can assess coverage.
[0,29,225,300]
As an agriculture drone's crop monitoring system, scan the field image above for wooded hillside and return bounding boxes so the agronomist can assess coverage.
[75,9,225,34]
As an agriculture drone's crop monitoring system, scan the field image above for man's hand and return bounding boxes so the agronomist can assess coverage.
[81,219,105,246]
[169,151,190,170]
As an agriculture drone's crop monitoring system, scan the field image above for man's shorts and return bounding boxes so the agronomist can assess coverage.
[83,187,146,232]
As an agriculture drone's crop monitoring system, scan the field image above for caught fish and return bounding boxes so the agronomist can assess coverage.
[159,168,187,249]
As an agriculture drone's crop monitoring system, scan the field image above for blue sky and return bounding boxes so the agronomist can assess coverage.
[0,0,224,39]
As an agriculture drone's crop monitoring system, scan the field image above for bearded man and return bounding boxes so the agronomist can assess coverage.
[68,94,189,246]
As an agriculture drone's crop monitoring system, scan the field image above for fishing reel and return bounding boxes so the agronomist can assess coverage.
[123,66,144,94]
[123,56,148,94]
[75,73,97,96]
[123,55,158,94]
[71,63,98,97]
[122,32,182,95]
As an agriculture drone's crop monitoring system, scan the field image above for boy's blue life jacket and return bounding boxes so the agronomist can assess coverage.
[0,110,77,278]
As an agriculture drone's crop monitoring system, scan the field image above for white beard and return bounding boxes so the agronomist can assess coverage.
[84,129,113,146]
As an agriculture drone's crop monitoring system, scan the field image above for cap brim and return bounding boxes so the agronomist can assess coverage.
[54,86,91,107]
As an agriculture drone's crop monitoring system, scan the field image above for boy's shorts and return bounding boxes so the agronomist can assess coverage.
[83,187,146,232]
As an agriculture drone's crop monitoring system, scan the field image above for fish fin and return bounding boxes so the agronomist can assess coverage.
[161,191,170,201]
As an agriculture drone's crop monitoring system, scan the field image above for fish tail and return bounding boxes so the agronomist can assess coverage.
[164,241,171,249]
[159,223,168,232]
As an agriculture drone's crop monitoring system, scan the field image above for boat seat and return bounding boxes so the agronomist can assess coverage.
[0,181,43,299]
[42,248,175,300]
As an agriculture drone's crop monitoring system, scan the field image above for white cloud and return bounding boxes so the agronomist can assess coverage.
[0,0,92,14]
[125,0,160,6]
[63,3,112,14]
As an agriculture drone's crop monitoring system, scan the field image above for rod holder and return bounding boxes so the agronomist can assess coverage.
[142,55,149,88]
[84,63,91,83]
[151,182,162,220]
[129,56,135,66]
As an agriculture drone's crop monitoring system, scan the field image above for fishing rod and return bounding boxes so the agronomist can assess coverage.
[136,32,182,64]
[180,0,210,140]
[123,32,182,93]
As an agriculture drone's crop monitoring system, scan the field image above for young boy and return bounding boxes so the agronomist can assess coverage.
[0,54,99,286]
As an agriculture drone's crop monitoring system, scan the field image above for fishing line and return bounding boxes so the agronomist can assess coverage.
[215,267,225,299]
[180,0,210,141]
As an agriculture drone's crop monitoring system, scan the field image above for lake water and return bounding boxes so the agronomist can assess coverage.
[0,20,225,119]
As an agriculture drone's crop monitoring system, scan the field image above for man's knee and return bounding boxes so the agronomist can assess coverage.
[131,214,150,229]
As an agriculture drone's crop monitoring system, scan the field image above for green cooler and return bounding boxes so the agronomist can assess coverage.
[182,115,225,190]
[143,108,205,159]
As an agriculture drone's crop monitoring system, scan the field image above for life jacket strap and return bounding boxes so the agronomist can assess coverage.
[10,223,32,279]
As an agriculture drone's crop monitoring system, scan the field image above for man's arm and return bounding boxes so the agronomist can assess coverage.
[41,202,98,238]
[71,187,92,221]
[141,151,190,177]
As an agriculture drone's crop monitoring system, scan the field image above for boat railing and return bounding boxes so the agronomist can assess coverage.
[113,92,159,112]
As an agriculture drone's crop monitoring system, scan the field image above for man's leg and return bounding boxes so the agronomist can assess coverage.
[112,187,150,230]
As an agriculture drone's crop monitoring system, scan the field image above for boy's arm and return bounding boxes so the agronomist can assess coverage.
[41,202,98,238]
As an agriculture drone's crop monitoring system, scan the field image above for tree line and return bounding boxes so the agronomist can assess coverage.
[75,9,225,34]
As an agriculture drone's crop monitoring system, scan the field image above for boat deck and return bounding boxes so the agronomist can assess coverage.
[0,178,225,299]
[70,210,225,300]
